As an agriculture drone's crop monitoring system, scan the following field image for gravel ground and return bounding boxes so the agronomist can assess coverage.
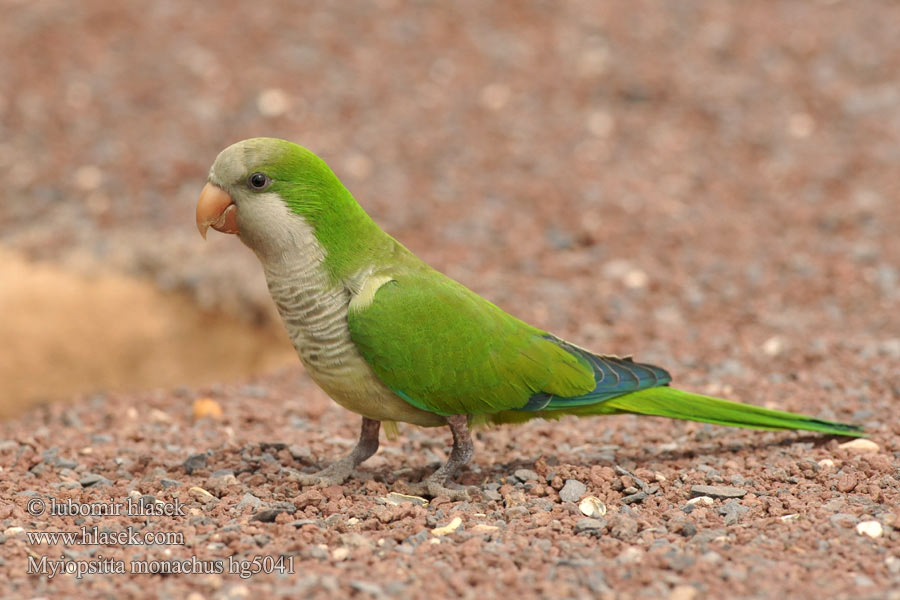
[1,1,899,599]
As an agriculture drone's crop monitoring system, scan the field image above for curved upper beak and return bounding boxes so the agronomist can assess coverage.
[196,183,239,239]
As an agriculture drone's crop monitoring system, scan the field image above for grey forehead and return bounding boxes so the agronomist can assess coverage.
[208,142,249,187]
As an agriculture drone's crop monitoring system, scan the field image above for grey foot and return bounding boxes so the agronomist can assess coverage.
[291,417,380,487]
[291,459,357,486]
[403,414,477,501]
[406,478,477,501]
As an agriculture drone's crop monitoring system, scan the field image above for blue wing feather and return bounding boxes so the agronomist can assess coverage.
[520,338,671,411]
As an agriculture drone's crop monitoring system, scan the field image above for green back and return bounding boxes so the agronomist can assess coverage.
[347,270,597,416]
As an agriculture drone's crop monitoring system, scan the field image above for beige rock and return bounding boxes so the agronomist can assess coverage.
[579,496,607,518]
[432,516,463,536]
[839,439,880,454]
[856,521,883,538]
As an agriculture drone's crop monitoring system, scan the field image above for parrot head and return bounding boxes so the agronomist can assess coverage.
[196,137,352,259]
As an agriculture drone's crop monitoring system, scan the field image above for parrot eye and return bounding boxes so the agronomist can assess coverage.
[248,172,270,190]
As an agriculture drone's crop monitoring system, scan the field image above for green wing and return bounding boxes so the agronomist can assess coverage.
[347,270,596,416]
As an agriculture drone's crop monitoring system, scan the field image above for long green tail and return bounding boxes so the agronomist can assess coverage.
[484,387,864,436]
[594,387,864,436]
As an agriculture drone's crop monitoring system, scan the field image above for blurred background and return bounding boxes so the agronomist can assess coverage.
[1,1,897,418]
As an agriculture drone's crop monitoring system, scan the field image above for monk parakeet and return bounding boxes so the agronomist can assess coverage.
[196,137,862,498]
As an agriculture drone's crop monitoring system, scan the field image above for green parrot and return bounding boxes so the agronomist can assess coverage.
[196,137,862,498]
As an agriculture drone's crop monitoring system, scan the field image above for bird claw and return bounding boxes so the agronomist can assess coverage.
[289,461,355,487]
[406,479,478,501]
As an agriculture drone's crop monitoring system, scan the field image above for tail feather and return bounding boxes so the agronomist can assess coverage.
[596,387,864,437]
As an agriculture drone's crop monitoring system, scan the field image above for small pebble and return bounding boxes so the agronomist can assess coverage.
[616,547,643,564]
[331,547,350,561]
[384,492,429,507]
[236,493,262,511]
[839,439,880,454]
[622,491,648,505]
[686,496,714,506]
[192,397,223,420]
[431,516,462,536]
[574,518,607,533]
[856,521,883,538]
[288,445,312,461]
[183,453,208,474]
[505,506,528,519]
[559,479,587,503]
[719,500,750,525]
[835,473,858,493]
[149,409,171,423]
[79,473,110,488]
[664,551,696,572]
[830,513,857,528]
[189,486,216,501]
[762,336,785,356]
[257,88,291,117]
[670,585,698,600]
[514,469,539,482]
[885,556,900,574]
[349,582,383,596]
[579,496,607,518]
[288,519,321,528]
[609,515,639,540]
[690,485,747,499]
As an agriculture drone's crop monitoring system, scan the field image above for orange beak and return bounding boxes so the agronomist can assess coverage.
[196,183,239,239]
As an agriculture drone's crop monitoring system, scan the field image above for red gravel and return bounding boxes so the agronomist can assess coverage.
[1,2,898,599]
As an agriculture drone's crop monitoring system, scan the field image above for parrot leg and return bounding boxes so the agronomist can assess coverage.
[293,417,381,486]
[408,414,476,500]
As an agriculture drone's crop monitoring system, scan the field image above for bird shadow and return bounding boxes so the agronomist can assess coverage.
[467,432,852,483]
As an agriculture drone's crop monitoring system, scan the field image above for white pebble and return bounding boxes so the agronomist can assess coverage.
[623,269,649,289]
[839,439,879,454]
[687,496,714,506]
[670,585,698,600]
[256,88,291,117]
[780,514,799,522]
[762,336,785,356]
[617,546,643,564]
[432,516,463,536]
[579,496,607,518]
[817,458,835,468]
[856,521,883,538]
[886,555,900,574]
